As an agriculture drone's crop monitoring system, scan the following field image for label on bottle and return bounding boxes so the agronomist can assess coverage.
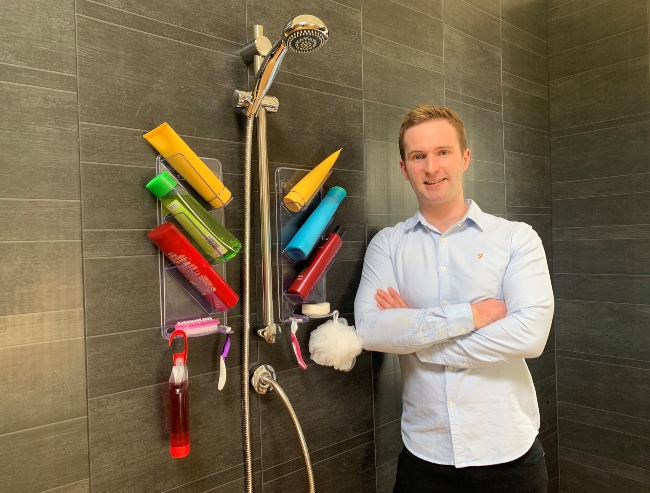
[168,200,229,257]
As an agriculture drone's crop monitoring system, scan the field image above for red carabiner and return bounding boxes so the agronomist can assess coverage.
[168,329,188,365]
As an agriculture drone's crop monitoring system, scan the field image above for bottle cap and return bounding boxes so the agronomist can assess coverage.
[325,186,347,202]
[146,171,178,198]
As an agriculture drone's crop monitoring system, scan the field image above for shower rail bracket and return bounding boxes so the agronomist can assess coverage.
[233,89,279,113]
[255,323,281,344]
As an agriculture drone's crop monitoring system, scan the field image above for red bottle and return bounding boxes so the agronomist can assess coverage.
[148,223,239,311]
[285,226,346,304]
[168,330,190,458]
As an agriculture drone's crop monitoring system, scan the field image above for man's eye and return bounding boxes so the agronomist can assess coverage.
[439,150,449,156]
[413,154,425,160]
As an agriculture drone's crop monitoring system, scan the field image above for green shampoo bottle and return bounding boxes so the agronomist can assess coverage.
[146,171,241,263]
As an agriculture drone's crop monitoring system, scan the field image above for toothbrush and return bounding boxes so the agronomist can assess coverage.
[290,319,308,370]
[218,335,231,391]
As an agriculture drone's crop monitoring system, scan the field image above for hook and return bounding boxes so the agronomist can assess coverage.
[168,329,188,365]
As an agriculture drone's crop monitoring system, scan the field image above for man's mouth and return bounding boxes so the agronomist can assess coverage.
[424,178,445,185]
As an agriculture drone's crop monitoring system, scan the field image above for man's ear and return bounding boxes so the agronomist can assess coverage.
[462,148,470,171]
[400,160,408,180]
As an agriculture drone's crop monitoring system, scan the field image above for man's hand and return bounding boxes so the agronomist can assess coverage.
[375,289,506,330]
[470,299,507,329]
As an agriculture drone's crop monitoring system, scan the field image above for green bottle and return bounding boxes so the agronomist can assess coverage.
[146,171,241,263]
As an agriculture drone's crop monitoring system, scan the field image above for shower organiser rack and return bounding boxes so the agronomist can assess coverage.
[275,166,335,324]
[154,154,234,339]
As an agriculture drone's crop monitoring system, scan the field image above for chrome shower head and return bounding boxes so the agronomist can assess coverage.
[246,15,329,116]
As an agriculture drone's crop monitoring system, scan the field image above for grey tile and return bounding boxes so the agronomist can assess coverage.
[374,367,403,427]
[0,242,83,316]
[507,214,552,258]
[445,89,502,113]
[463,179,506,215]
[88,370,260,492]
[502,0,547,41]
[555,239,649,275]
[0,309,84,348]
[76,16,247,142]
[249,0,363,89]
[258,355,373,465]
[364,140,419,216]
[334,0,362,9]
[527,349,556,383]
[547,476,559,493]
[364,101,410,144]
[83,229,158,258]
[559,458,650,493]
[463,160,505,183]
[552,192,650,228]
[502,40,548,86]
[363,50,444,110]
[547,0,611,18]
[559,401,650,440]
[266,82,364,171]
[0,338,86,435]
[557,357,650,420]
[446,99,504,165]
[0,82,80,200]
[81,163,158,230]
[559,418,650,471]
[552,172,650,200]
[555,300,650,362]
[535,376,558,434]
[541,431,559,482]
[444,25,502,105]
[549,57,650,131]
[503,85,549,131]
[0,199,80,241]
[84,256,160,336]
[560,448,650,488]
[553,224,650,241]
[554,273,650,305]
[274,70,363,100]
[548,0,646,54]
[0,418,89,493]
[550,120,650,183]
[376,419,403,466]
[86,0,246,43]
[394,0,443,18]
[87,326,240,397]
[504,123,550,158]
[43,480,91,493]
[505,151,551,208]
[0,63,77,92]
[0,0,76,73]
[444,0,500,48]
[501,20,548,58]
[502,72,548,100]
[363,0,443,55]
[362,31,443,73]
[159,462,261,493]
[556,349,650,370]
[377,458,398,493]
[549,27,648,81]
[263,442,376,493]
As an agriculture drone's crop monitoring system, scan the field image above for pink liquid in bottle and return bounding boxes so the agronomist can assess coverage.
[169,374,190,458]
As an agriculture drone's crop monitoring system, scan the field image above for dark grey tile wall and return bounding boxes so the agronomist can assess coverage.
[548,1,650,492]
[0,0,568,492]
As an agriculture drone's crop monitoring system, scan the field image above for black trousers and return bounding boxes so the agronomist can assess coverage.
[393,437,548,493]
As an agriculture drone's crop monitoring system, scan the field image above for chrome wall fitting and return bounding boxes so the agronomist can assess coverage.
[250,364,276,394]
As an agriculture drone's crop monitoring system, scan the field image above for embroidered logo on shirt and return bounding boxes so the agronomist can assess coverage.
[478,253,483,259]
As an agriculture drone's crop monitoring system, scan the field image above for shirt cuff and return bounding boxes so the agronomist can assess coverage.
[443,302,475,338]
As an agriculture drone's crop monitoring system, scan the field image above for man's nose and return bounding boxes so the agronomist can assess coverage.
[424,156,440,174]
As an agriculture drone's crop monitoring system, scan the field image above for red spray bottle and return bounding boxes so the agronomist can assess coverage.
[168,330,190,458]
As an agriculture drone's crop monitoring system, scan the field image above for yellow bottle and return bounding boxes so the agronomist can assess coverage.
[143,122,232,208]
[283,148,342,213]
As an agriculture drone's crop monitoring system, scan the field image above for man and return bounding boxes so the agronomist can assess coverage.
[354,105,554,493]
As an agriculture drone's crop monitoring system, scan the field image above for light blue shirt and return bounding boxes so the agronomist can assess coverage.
[354,200,554,467]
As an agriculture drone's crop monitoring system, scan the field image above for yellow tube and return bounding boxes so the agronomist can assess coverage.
[283,148,342,212]
[143,122,232,208]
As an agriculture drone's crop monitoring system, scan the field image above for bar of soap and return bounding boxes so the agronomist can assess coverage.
[302,302,330,317]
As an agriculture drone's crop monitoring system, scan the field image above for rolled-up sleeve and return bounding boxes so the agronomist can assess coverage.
[354,229,476,354]
[419,224,554,368]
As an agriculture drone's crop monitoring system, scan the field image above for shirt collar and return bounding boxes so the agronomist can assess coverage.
[404,200,485,232]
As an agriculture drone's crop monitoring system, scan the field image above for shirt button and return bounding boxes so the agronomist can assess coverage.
[449,401,456,408]
[457,223,462,227]
[442,300,448,305]
[447,365,453,371]
[423,336,429,342]
[460,328,467,334]
[440,266,446,272]
[425,355,431,362]
[440,238,446,243]
[462,362,468,368]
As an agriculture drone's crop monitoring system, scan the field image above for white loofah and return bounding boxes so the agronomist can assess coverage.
[308,311,364,372]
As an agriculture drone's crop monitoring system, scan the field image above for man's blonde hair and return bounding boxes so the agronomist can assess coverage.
[398,105,468,160]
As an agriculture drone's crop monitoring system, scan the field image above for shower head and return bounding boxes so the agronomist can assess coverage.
[246,15,329,117]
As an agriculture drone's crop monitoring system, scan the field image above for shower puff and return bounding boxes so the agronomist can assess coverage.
[308,311,364,372]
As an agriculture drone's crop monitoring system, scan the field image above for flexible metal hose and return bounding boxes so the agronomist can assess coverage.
[262,377,315,493]
[242,114,254,493]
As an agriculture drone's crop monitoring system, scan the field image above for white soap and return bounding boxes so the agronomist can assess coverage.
[301,302,331,316]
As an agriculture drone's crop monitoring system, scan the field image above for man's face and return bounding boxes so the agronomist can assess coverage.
[400,119,470,209]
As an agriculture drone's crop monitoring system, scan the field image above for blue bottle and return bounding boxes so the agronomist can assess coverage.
[284,186,347,261]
